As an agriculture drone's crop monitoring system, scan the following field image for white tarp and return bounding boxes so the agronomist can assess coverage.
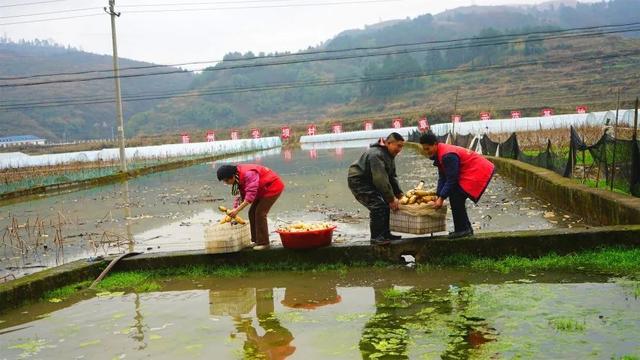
[0,137,281,169]
[430,110,629,136]
[300,126,417,144]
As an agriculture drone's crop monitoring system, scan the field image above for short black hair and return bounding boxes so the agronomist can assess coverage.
[216,165,237,181]
[419,131,438,145]
[386,132,405,143]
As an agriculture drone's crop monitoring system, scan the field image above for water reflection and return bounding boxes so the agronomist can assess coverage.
[359,285,497,359]
[1,271,639,359]
[234,288,296,359]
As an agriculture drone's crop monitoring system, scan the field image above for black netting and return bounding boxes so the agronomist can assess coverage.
[436,134,449,143]
[407,130,422,143]
[452,134,474,149]
[480,135,499,156]
[481,123,640,197]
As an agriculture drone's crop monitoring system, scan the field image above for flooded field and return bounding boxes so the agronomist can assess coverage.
[1,144,585,279]
[1,268,639,359]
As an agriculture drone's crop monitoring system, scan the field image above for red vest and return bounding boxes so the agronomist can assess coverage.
[237,164,284,199]
[436,143,495,202]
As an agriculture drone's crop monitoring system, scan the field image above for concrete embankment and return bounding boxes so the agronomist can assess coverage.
[2,225,640,312]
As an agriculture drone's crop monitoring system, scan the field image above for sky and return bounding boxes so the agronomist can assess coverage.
[0,0,587,69]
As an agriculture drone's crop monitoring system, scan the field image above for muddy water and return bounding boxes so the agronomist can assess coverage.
[1,269,638,359]
[0,144,584,279]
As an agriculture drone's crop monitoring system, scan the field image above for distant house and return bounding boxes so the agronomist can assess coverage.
[0,135,46,148]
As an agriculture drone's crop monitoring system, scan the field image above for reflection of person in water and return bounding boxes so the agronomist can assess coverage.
[234,288,296,360]
[280,285,342,310]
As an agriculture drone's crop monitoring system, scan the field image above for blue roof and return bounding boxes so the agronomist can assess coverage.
[0,135,45,142]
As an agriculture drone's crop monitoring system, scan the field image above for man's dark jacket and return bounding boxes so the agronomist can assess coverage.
[348,141,403,202]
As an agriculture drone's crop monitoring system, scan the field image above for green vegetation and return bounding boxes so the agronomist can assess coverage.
[43,280,91,301]
[419,247,640,275]
[36,247,640,306]
[549,317,586,332]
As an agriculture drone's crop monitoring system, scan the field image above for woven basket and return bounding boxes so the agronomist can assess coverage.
[390,205,447,235]
[204,222,252,253]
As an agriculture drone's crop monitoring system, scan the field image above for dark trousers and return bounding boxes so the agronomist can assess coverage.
[248,193,281,245]
[449,186,472,233]
[348,177,391,241]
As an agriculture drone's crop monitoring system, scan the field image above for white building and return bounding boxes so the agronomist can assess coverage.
[0,135,46,148]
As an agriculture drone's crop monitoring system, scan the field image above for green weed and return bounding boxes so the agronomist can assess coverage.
[549,318,586,332]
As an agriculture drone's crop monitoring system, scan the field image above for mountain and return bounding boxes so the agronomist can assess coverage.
[0,38,194,141]
[1,0,639,140]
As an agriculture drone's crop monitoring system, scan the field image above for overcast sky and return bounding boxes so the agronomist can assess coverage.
[1,0,583,68]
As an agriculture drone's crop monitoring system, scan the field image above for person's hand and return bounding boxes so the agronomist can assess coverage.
[433,197,444,209]
[228,208,240,218]
[389,198,400,211]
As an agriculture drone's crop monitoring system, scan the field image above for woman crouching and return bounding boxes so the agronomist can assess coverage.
[216,164,285,250]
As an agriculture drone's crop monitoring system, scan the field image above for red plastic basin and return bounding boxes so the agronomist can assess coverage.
[276,225,337,249]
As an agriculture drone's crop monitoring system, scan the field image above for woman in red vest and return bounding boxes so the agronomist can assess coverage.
[217,164,285,250]
[420,131,495,239]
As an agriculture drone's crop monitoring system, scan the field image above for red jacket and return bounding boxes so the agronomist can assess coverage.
[436,143,494,202]
[237,164,284,201]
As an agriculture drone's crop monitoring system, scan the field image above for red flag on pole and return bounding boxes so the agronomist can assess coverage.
[206,130,215,142]
[418,117,429,132]
[541,108,554,117]
[307,124,317,136]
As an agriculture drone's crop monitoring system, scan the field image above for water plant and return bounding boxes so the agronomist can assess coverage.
[549,317,586,332]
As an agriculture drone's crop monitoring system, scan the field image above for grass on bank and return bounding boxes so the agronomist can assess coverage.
[420,247,640,275]
[41,247,640,301]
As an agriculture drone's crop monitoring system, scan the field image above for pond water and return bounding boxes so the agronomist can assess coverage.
[1,144,584,279]
[1,269,638,359]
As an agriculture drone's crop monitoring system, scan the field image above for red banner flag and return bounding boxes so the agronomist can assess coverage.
[332,123,343,134]
[541,108,554,117]
[576,106,588,114]
[480,112,491,121]
[418,117,429,132]
[452,114,462,123]
[307,124,317,136]
[230,130,239,140]
[392,118,403,129]
[364,120,374,131]
[206,130,215,142]
[251,128,261,139]
[511,111,522,119]
[281,126,291,140]
[181,133,190,144]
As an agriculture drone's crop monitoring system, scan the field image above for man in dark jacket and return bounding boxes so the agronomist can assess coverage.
[348,132,405,245]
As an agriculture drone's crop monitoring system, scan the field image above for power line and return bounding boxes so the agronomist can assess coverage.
[3,24,640,88]
[0,0,75,8]
[1,0,399,20]
[3,21,639,81]
[121,0,347,7]
[0,7,98,20]
[0,13,104,26]
[125,0,402,13]
[2,64,632,106]
[1,50,638,111]
[0,0,399,25]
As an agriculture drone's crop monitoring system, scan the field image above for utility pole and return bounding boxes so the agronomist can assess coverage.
[452,86,460,142]
[610,88,621,191]
[105,0,127,172]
